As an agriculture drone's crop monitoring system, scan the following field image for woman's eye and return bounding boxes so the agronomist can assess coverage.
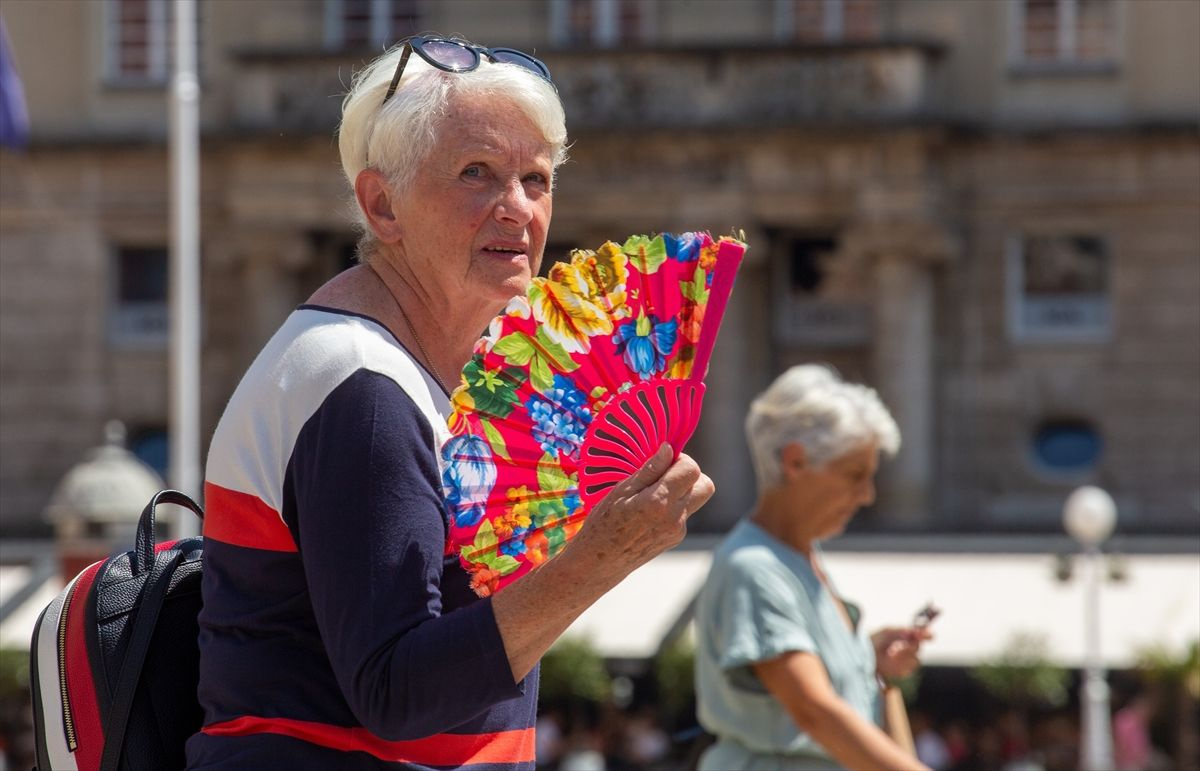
[462,165,484,178]
[524,172,549,187]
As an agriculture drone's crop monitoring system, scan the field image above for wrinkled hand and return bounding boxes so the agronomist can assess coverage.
[573,443,714,575]
[871,626,933,681]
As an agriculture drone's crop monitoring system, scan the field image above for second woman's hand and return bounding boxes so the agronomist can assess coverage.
[871,626,933,682]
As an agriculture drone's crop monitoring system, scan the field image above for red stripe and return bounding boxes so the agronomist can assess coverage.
[64,562,105,769]
[203,482,297,552]
[202,715,536,765]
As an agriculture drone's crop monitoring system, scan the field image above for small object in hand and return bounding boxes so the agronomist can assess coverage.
[913,602,940,629]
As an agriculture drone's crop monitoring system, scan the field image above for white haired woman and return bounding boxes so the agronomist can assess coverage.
[186,37,713,770]
[693,364,932,770]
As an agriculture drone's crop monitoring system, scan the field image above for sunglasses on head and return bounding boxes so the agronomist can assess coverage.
[382,36,553,105]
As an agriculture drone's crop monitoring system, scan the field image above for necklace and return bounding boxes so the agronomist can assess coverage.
[392,293,451,395]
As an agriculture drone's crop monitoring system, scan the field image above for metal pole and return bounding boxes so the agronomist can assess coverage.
[169,0,201,537]
[1080,545,1114,770]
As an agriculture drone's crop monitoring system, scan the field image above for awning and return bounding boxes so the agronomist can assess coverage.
[562,548,1200,668]
[4,545,1196,668]
[0,559,63,649]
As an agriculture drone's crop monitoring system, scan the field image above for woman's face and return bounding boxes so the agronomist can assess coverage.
[788,441,880,540]
[393,91,555,309]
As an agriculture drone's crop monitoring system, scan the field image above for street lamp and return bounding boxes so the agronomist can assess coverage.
[1063,485,1117,771]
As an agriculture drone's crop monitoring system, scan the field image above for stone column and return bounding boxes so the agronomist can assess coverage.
[238,231,314,358]
[840,219,955,528]
[691,227,772,532]
[874,251,935,527]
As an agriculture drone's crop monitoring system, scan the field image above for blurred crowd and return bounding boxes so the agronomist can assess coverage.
[522,669,1192,771]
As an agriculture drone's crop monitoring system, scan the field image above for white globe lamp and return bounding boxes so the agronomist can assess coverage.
[1063,486,1117,547]
[1063,485,1117,770]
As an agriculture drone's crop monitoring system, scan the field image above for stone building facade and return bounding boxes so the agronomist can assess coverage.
[1,0,1197,538]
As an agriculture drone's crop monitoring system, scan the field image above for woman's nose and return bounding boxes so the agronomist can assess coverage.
[860,478,877,507]
[494,179,534,227]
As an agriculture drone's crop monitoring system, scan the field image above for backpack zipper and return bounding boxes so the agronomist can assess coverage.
[57,577,81,751]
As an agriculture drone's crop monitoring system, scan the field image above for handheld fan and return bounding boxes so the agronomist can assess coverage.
[441,231,747,596]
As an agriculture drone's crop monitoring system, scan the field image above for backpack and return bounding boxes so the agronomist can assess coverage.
[29,490,205,771]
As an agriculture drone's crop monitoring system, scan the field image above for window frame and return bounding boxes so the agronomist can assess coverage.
[324,0,422,51]
[1008,0,1123,75]
[1027,418,1105,481]
[108,243,170,349]
[1005,232,1114,345]
[773,0,885,43]
[549,0,656,48]
[104,0,171,86]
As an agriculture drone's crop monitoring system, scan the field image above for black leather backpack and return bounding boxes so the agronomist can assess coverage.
[29,490,205,770]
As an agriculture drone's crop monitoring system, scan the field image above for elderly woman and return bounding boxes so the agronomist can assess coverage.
[186,37,713,770]
[693,364,932,770]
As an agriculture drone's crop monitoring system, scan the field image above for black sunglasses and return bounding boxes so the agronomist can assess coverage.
[382,36,553,104]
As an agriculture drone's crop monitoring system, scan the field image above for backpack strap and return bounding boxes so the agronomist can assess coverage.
[100,489,201,771]
[98,549,186,771]
[133,489,203,575]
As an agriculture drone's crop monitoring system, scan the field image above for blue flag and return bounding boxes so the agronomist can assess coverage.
[0,18,30,149]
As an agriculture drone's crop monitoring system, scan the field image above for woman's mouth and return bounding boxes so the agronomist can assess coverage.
[482,244,528,260]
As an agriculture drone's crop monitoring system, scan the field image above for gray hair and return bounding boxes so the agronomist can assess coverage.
[745,364,900,490]
[337,39,568,261]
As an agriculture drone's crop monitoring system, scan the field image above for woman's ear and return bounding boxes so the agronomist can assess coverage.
[354,169,403,244]
[780,442,808,480]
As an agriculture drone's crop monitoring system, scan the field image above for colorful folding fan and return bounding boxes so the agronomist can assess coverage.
[441,231,747,596]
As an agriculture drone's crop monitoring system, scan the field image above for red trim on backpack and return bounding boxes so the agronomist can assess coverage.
[201,715,536,765]
[202,482,298,552]
[64,561,106,769]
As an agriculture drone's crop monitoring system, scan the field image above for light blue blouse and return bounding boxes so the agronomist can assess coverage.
[693,519,881,770]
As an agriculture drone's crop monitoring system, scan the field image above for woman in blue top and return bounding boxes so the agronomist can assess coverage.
[694,364,932,770]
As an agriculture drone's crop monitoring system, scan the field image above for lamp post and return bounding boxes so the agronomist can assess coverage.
[1063,485,1117,771]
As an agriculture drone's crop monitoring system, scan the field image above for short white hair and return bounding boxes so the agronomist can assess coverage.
[745,364,901,490]
[337,38,568,260]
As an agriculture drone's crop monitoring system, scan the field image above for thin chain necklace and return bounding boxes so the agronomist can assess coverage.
[391,290,451,395]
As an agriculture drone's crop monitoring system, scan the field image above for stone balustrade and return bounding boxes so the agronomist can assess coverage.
[228,41,946,135]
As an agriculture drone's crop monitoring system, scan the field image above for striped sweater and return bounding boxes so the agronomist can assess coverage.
[185,306,537,770]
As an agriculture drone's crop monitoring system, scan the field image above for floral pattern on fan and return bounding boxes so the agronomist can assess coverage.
[442,231,746,596]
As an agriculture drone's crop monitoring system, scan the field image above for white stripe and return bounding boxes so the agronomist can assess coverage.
[207,309,451,509]
[34,571,86,771]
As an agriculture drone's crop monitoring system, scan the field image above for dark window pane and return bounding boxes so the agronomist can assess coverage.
[120,0,149,23]
[341,0,372,48]
[1033,421,1102,471]
[794,0,825,41]
[130,428,169,479]
[843,0,880,41]
[788,237,837,294]
[1022,235,1108,296]
[118,247,168,303]
[618,0,642,43]
[389,0,420,39]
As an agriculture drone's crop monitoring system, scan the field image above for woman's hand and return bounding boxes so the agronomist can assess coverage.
[572,443,714,573]
[491,444,714,682]
[871,626,933,682]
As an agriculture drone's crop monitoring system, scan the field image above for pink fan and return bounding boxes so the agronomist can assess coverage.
[442,232,746,596]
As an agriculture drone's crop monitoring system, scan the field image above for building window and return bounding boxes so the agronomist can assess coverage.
[772,234,872,348]
[110,246,168,347]
[1031,419,1102,475]
[1007,233,1112,343]
[550,0,653,48]
[104,0,201,85]
[130,426,170,480]
[1012,0,1118,68]
[776,0,882,43]
[325,0,420,50]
